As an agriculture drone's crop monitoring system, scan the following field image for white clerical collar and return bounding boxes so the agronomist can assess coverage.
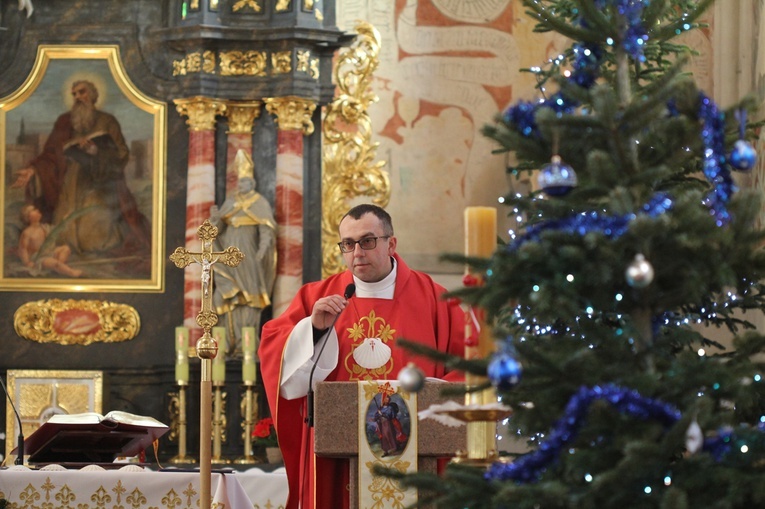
[353,257,397,299]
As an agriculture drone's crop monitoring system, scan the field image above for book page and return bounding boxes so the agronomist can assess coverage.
[46,412,105,424]
[103,410,167,428]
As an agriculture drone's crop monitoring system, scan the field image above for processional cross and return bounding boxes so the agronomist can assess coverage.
[170,219,243,509]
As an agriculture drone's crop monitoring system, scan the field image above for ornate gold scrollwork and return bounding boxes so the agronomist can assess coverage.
[321,22,390,277]
[264,96,316,135]
[14,299,141,346]
[220,50,267,76]
[275,0,291,12]
[172,51,215,76]
[296,50,319,79]
[226,102,262,134]
[271,51,292,75]
[174,97,227,131]
[232,0,262,12]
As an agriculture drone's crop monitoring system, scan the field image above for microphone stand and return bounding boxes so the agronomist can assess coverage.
[0,375,23,465]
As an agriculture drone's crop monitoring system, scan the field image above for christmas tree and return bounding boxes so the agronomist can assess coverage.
[392,1,765,508]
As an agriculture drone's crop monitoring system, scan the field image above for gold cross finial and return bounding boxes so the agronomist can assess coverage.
[170,219,244,359]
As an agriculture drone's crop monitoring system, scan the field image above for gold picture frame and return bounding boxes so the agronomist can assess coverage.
[4,369,104,462]
[0,45,166,292]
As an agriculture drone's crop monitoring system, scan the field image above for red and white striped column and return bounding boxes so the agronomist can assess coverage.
[174,97,227,338]
[224,102,261,198]
[264,96,317,316]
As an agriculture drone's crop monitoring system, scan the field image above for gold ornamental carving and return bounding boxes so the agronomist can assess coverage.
[275,0,290,11]
[264,96,316,135]
[321,22,390,277]
[14,299,140,346]
[173,51,215,76]
[296,50,319,79]
[174,97,227,132]
[233,0,262,12]
[226,102,262,134]
[271,51,292,75]
[220,50,267,76]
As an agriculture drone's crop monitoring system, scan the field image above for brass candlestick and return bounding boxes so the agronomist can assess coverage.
[235,383,257,464]
[170,220,243,509]
[170,383,196,464]
[212,384,229,464]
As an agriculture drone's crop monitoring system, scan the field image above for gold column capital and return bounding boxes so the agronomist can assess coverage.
[174,97,227,132]
[264,96,317,136]
[225,101,262,134]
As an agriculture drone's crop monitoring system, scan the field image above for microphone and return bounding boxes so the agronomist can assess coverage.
[0,375,24,465]
[306,283,355,427]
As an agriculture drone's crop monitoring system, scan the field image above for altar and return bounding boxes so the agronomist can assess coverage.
[0,464,288,509]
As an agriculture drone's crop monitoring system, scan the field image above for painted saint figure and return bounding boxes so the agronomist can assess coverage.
[11,79,151,259]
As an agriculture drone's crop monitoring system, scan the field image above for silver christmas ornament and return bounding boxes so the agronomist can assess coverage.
[398,363,426,392]
[625,253,654,288]
[685,419,703,454]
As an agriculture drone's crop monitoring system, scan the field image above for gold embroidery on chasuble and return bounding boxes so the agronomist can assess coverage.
[344,309,396,380]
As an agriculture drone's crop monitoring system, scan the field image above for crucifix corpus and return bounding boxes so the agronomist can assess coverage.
[170,219,244,509]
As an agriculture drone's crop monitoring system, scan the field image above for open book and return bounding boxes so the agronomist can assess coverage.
[62,131,117,168]
[18,410,169,466]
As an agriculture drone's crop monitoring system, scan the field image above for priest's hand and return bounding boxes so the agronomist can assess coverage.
[311,295,348,330]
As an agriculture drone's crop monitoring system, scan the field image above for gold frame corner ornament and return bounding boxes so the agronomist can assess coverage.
[321,22,390,277]
[14,298,141,346]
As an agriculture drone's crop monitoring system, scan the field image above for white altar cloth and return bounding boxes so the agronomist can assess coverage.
[237,467,288,509]
[0,464,253,509]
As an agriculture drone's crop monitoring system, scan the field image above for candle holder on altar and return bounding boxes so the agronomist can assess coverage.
[169,382,196,464]
[234,382,258,464]
[448,405,513,467]
[211,382,230,464]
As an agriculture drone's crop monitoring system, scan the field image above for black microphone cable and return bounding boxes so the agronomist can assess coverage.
[305,283,355,427]
[0,374,24,465]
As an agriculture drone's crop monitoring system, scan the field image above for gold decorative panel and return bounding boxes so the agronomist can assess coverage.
[233,0,262,12]
[14,299,141,346]
[271,51,292,75]
[220,50,267,76]
[4,369,103,462]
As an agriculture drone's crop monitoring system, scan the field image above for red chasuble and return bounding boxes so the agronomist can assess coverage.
[259,254,464,509]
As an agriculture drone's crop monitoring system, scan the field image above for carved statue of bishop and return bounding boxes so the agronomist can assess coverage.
[210,150,277,358]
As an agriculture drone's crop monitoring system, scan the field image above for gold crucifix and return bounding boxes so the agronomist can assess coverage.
[169,219,243,509]
[170,219,244,356]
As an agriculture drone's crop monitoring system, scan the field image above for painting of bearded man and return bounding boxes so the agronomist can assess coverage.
[11,79,151,260]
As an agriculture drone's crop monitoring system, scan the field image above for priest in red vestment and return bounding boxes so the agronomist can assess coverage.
[259,204,465,509]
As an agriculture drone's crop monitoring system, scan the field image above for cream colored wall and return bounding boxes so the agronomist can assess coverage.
[335,0,570,274]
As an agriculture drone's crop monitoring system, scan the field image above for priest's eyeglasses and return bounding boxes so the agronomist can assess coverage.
[337,236,390,253]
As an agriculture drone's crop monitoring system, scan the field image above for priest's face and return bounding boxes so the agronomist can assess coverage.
[339,212,396,283]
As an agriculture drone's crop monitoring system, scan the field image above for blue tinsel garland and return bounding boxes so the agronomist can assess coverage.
[484,384,681,483]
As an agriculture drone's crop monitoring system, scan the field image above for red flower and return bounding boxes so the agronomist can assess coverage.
[252,417,278,447]
[253,417,274,438]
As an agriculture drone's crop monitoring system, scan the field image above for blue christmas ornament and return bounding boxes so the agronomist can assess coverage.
[539,156,578,196]
[487,351,523,390]
[729,140,757,171]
